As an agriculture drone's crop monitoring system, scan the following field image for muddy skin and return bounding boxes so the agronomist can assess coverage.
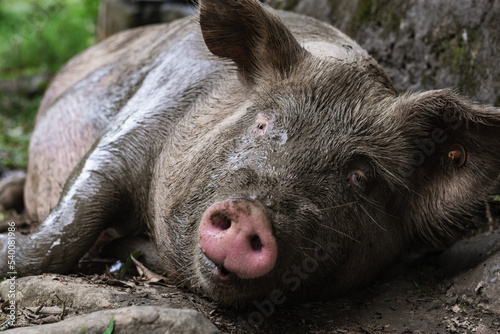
[2,0,500,307]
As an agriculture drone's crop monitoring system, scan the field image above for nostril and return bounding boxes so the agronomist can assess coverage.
[211,213,231,230]
[250,234,263,251]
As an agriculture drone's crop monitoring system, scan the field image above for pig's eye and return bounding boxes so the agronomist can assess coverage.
[348,171,367,190]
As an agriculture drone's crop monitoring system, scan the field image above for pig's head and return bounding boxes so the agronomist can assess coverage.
[151,0,500,306]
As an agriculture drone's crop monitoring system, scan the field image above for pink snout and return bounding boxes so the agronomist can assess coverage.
[198,199,278,279]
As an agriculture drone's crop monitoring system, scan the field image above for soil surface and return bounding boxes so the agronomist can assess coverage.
[1,210,499,333]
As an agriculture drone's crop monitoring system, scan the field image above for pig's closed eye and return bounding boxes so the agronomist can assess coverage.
[348,170,367,190]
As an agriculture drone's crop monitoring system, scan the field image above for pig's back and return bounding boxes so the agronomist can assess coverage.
[25,18,203,221]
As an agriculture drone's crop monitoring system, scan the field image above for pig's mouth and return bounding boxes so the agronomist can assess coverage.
[202,254,237,283]
[195,250,282,305]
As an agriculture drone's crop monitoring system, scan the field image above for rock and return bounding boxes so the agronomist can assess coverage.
[268,0,500,106]
[438,228,500,276]
[96,0,500,105]
[0,275,198,315]
[0,275,219,332]
[6,306,219,334]
[437,229,500,316]
[445,248,500,316]
[1,275,118,313]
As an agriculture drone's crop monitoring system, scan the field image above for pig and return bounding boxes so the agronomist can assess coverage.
[1,0,500,306]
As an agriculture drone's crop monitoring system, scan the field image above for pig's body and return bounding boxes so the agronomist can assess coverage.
[25,11,366,225]
[2,0,500,306]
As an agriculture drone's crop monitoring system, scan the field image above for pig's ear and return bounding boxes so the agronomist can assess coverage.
[199,0,308,85]
[395,89,500,240]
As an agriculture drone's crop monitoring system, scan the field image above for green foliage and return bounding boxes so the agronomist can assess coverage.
[0,208,16,222]
[119,251,141,279]
[0,0,98,168]
[0,93,40,167]
[0,0,99,77]
[103,316,115,334]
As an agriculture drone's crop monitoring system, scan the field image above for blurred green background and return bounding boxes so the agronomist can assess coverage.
[0,0,99,168]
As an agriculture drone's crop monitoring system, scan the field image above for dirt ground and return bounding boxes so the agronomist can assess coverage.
[1,207,499,333]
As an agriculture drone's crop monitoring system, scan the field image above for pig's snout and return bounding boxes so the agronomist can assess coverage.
[198,200,277,280]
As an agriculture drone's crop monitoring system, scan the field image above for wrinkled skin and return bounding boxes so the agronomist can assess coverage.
[2,0,500,306]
